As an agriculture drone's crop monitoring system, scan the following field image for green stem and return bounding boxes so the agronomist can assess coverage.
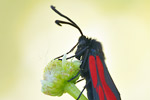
[64,82,88,100]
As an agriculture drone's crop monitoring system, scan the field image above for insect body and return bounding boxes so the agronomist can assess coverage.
[51,5,121,100]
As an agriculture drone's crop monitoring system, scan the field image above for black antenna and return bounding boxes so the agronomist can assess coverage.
[51,5,84,36]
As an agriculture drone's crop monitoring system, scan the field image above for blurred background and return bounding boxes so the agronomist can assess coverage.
[0,0,150,100]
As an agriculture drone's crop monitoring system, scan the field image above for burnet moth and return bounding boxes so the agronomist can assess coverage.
[51,5,121,100]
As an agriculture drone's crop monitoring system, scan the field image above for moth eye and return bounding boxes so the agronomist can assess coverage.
[79,40,86,46]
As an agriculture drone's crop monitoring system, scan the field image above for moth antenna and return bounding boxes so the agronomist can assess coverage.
[51,5,84,36]
[55,20,82,31]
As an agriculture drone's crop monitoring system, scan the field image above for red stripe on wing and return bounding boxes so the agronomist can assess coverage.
[96,86,104,100]
[96,56,117,100]
[89,56,98,88]
[89,56,105,100]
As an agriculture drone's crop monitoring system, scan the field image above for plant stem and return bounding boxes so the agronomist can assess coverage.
[64,82,88,100]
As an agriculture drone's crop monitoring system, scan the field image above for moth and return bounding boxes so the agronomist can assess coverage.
[51,5,121,100]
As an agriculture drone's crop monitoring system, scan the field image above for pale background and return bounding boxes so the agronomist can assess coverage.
[0,0,150,100]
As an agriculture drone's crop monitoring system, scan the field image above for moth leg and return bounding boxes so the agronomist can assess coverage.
[68,48,89,82]
[56,45,88,60]
[80,49,89,69]
[54,42,78,59]
[76,79,91,100]
[76,78,84,83]
[66,46,89,60]
[68,70,81,82]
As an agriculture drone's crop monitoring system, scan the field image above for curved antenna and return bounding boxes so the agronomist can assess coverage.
[55,20,83,34]
[51,5,84,36]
